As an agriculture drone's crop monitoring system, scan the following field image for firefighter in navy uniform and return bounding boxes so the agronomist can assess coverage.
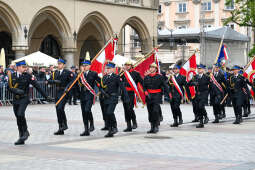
[101,61,129,137]
[121,60,143,132]
[188,64,210,128]
[78,53,101,136]
[143,63,170,133]
[48,58,74,135]
[228,65,247,124]
[168,64,188,127]
[210,63,227,123]
[8,60,51,145]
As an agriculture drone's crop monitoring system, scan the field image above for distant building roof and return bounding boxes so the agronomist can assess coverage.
[158,27,249,42]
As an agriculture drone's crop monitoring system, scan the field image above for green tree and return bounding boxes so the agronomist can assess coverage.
[224,0,255,57]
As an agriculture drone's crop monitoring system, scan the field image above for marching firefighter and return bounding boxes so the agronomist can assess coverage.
[78,52,101,136]
[143,63,170,133]
[188,64,210,128]
[101,61,129,137]
[168,64,188,127]
[121,60,143,132]
[228,65,247,124]
[48,58,74,135]
[8,60,52,145]
[210,63,227,123]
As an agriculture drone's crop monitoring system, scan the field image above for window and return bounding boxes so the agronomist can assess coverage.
[225,0,234,10]
[203,24,213,28]
[201,1,212,11]
[158,4,162,14]
[178,3,187,13]
[177,25,187,29]
[226,23,234,30]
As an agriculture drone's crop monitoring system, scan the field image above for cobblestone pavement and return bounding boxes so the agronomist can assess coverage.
[0,102,255,170]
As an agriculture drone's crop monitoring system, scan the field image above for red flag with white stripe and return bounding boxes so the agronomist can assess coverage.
[180,53,197,99]
[90,40,114,77]
[243,57,255,97]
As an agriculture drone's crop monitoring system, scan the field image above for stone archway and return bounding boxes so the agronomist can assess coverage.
[40,35,61,58]
[119,16,152,58]
[77,11,113,64]
[0,31,15,64]
[28,6,72,56]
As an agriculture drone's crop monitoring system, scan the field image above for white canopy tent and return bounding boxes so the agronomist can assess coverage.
[112,54,135,67]
[12,51,58,67]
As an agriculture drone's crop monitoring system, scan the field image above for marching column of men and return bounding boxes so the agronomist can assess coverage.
[7,55,255,145]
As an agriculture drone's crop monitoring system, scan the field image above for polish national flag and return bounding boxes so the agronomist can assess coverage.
[243,57,255,98]
[90,40,114,77]
[243,57,255,78]
[180,53,197,76]
[180,53,197,99]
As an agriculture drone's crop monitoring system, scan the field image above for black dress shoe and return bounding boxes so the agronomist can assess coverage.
[73,103,78,105]
[54,130,64,135]
[212,119,219,123]
[123,127,132,132]
[104,128,114,137]
[80,131,90,136]
[170,123,178,127]
[243,113,248,117]
[61,123,68,131]
[20,130,30,141]
[101,127,108,131]
[112,127,118,134]
[89,125,95,132]
[132,123,138,129]
[14,138,25,145]
[178,119,183,125]
[204,117,209,124]
[196,124,204,128]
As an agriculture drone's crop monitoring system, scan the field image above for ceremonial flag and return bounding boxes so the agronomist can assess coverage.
[133,53,156,78]
[180,53,197,76]
[216,44,229,66]
[243,57,255,98]
[180,53,197,99]
[90,39,114,77]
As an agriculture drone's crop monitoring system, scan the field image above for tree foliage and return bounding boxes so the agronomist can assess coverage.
[224,0,255,57]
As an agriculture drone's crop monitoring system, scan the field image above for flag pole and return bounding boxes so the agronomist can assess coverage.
[181,49,198,68]
[214,26,228,64]
[91,38,113,63]
[56,38,113,106]
[243,56,255,72]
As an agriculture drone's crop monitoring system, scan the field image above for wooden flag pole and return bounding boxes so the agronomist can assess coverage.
[55,72,83,106]
[214,27,228,65]
[91,38,113,63]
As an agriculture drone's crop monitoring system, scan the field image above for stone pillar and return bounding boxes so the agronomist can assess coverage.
[12,46,28,59]
[63,49,76,69]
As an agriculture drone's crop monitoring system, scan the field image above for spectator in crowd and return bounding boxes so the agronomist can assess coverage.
[38,67,47,81]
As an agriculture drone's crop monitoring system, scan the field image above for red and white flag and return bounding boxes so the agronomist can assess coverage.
[180,53,197,99]
[90,40,114,77]
[180,53,197,76]
[243,57,255,97]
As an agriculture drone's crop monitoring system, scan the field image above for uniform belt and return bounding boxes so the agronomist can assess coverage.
[147,89,161,93]
[126,87,133,91]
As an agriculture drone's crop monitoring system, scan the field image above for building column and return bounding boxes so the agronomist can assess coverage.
[63,48,76,69]
[12,46,28,59]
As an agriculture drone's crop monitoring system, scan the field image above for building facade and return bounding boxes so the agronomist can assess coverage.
[0,0,159,67]
[157,0,253,66]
